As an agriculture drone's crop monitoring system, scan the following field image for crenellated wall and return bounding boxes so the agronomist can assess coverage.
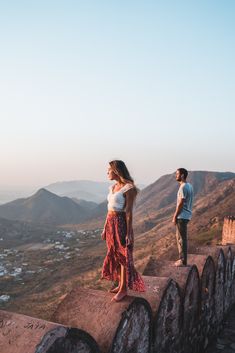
[1,216,235,353]
[0,310,100,353]
[222,216,235,245]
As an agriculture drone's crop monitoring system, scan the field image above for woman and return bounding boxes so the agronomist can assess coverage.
[101,160,145,302]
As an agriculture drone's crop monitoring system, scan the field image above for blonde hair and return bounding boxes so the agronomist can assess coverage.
[109,160,138,194]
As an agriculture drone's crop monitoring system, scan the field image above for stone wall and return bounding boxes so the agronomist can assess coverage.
[222,216,235,245]
[0,310,100,353]
[1,216,235,353]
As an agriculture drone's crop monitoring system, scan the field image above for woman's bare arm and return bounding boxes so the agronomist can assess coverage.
[101,217,107,240]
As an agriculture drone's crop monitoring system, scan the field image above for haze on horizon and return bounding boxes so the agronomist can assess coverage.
[0,1,234,190]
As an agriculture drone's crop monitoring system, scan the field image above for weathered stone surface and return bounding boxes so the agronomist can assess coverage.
[232,257,235,304]
[206,305,235,353]
[143,258,192,290]
[182,265,200,353]
[0,309,100,353]
[187,254,210,275]
[129,275,170,313]
[187,252,216,345]
[215,249,226,330]
[143,257,200,353]
[196,246,226,331]
[130,275,183,353]
[225,247,234,313]
[52,287,152,353]
[153,279,182,353]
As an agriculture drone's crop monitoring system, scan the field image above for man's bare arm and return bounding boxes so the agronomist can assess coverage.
[172,198,184,224]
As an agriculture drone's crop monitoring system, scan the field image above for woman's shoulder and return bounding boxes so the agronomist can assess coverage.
[108,184,115,194]
[121,183,135,193]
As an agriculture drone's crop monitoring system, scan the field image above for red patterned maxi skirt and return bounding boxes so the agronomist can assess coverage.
[101,212,145,292]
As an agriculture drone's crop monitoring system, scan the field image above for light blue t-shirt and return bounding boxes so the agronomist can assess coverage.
[177,182,193,220]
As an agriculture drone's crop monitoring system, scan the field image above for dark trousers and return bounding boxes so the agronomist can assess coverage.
[176,219,189,265]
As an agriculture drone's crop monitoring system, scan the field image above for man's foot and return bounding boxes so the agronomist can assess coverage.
[174,259,185,267]
[111,290,127,302]
[109,286,120,293]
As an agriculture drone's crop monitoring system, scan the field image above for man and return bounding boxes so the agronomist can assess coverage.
[172,168,193,266]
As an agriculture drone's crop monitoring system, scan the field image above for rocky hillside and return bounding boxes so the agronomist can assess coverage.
[76,171,235,233]
[136,171,234,215]
[131,172,235,268]
[134,171,235,234]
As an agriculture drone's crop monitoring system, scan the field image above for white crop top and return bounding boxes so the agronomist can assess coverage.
[107,183,134,211]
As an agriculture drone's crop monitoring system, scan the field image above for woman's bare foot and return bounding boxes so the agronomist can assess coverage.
[111,290,127,302]
[109,286,120,293]
[174,259,185,267]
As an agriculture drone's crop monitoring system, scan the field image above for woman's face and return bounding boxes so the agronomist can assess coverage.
[107,166,118,181]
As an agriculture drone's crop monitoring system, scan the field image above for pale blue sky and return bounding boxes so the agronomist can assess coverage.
[0,1,234,188]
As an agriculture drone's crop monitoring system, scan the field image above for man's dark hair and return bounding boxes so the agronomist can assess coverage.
[177,168,188,179]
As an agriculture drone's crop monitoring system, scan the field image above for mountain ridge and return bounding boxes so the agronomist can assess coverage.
[45,180,111,203]
[0,188,87,225]
[74,171,235,232]
[0,171,234,229]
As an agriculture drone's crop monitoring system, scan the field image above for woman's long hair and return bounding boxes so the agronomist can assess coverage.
[109,160,138,194]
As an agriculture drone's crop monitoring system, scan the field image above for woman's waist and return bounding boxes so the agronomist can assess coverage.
[107,210,126,215]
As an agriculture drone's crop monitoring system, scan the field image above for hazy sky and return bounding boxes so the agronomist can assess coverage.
[0,0,234,188]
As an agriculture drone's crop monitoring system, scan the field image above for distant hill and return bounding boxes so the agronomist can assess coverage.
[72,198,98,211]
[0,171,234,230]
[45,180,111,203]
[0,189,89,225]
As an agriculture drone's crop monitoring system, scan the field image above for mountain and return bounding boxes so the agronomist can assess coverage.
[0,189,89,225]
[121,171,234,274]
[72,199,98,211]
[0,171,234,230]
[1,171,234,321]
[75,171,235,234]
[133,171,235,232]
[45,180,111,203]
[135,171,235,216]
